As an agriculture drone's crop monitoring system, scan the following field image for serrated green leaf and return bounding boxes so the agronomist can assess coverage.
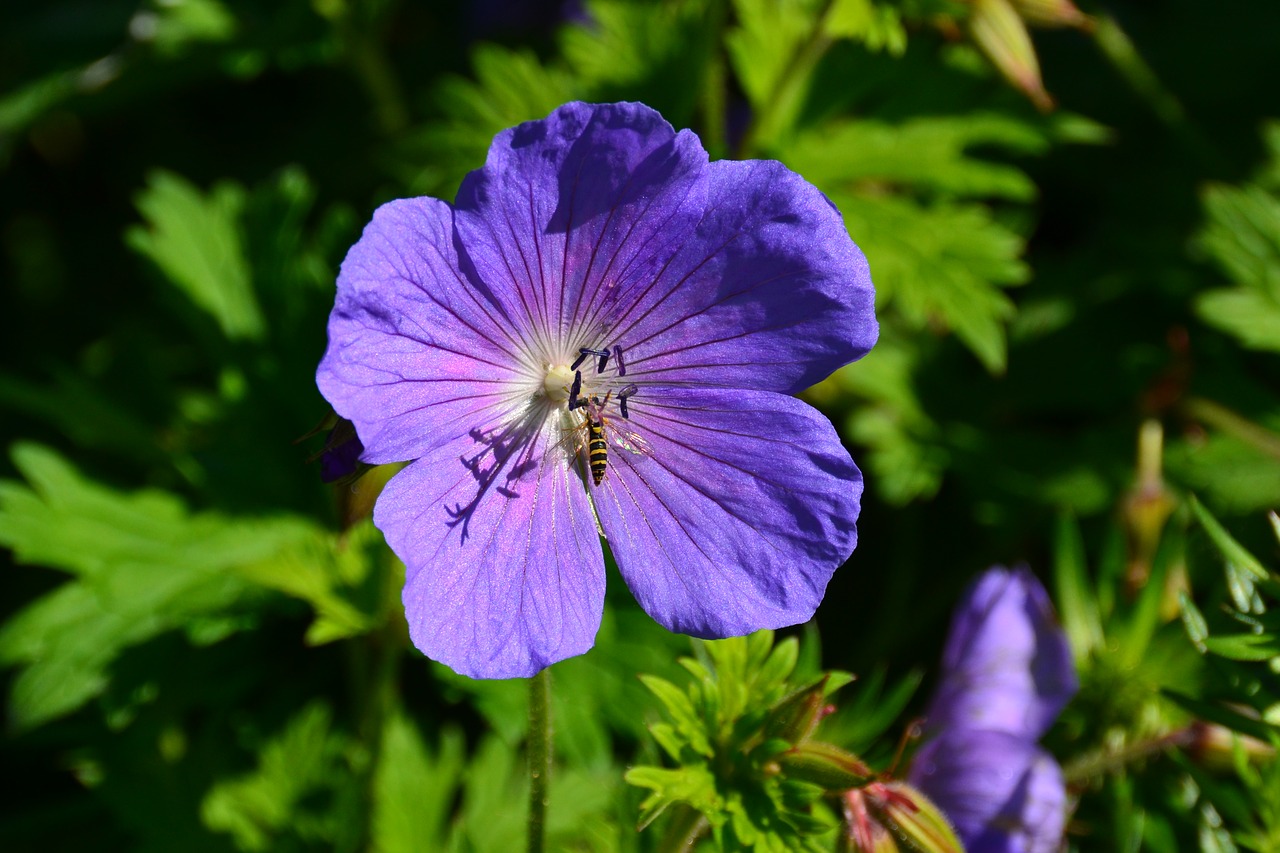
[126,170,263,340]
[837,192,1026,371]
[201,703,346,851]
[561,0,711,126]
[371,716,464,853]
[825,0,907,53]
[625,764,720,831]
[788,116,1045,202]
[235,518,382,645]
[640,675,713,757]
[409,45,576,196]
[0,444,318,728]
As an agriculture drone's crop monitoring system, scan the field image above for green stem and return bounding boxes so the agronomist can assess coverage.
[1062,727,1195,784]
[1183,396,1280,463]
[737,0,837,157]
[528,667,551,853]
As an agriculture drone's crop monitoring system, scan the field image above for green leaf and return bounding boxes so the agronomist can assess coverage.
[1202,633,1280,662]
[726,0,817,117]
[201,703,347,851]
[0,444,317,729]
[144,0,238,56]
[561,0,713,126]
[825,0,907,54]
[1179,591,1210,653]
[625,764,720,831]
[1188,495,1270,581]
[126,170,264,340]
[788,116,1045,202]
[1054,510,1104,663]
[371,715,464,853]
[408,45,576,197]
[1194,157,1280,351]
[234,518,384,645]
[640,675,713,758]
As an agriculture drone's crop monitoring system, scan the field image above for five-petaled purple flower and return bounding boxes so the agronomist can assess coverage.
[908,566,1077,853]
[317,101,876,679]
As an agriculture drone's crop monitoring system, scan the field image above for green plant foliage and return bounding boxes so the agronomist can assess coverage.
[627,632,857,851]
[201,702,352,851]
[0,444,312,730]
[126,170,264,341]
[1195,126,1280,354]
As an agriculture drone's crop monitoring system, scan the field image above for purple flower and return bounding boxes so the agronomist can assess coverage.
[926,566,1077,742]
[909,730,1066,853]
[316,102,876,678]
[908,567,1077,853]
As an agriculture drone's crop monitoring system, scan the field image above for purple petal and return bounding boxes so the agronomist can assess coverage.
[908,729,1067,853]
[591,387,861,637]
[611,158,877,394]
[927,567,1078,741]
[375,422,605,679]
[317,197,529,464]
[454,101,876,394]
[454,101,709,358]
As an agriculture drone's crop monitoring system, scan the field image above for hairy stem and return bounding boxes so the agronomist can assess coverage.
[528,667,551,853]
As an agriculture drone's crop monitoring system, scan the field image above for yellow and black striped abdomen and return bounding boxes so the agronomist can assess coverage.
[587,418,608,485]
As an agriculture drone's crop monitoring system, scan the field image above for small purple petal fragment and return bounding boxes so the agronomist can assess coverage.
[594,388,861,638]
[908,730,1067,853]
[319,420,365,483]
[927,566,1078,741]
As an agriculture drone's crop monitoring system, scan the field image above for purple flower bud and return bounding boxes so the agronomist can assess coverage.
[908,729,1066,853]
[927,566,1077,742]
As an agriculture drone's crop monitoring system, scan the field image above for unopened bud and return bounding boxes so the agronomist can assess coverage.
[969,0,1054,111]
[866,782,963,853]
[841,789,901,853]
[1188,720,1276,772]
[767,675,833,743]
[1009,0,1093,30]
[776,741,874,789]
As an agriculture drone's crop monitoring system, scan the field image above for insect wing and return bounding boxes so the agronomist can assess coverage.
[606,416,653,458]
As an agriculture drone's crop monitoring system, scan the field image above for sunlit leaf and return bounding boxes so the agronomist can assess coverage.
[126,170,264,340]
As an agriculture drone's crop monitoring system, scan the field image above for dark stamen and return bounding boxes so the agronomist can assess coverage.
[612,345,626,377]
[567,370,583,410]
[571,350,589,371]
[618,383,638,419]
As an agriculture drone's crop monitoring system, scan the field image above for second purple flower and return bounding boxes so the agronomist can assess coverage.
[317,102,877,679]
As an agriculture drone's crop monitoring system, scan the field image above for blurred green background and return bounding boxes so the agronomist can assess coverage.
[3,0,1280,850]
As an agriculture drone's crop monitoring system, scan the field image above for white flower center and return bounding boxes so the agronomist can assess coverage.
[541,363,575,405]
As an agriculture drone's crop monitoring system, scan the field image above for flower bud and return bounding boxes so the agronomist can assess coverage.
[968,0,1054,111]
[841,788,901,853]
[864,782,963,853]
[766,675,833,743]
[1009,0,1093,29]
[775,741,874,789]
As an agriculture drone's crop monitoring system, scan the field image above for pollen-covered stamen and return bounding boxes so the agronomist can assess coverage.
[541,363,576,406]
